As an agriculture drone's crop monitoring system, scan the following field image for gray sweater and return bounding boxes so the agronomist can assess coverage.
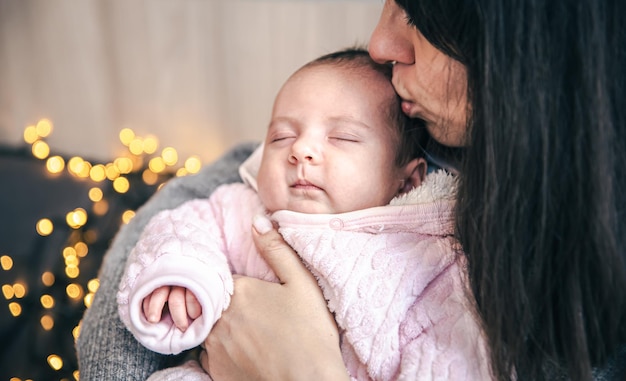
[76,142,625,381]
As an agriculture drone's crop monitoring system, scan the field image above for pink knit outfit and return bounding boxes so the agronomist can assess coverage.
[118,169,491,380]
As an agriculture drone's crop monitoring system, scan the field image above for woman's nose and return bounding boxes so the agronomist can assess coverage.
[369,2,415,65]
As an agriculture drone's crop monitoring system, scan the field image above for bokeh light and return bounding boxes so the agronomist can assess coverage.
[36,118,53,137]
[113,177,130,193]
[119,128,135,146]
[46,155,65,174]
[36,218,54,236]
[162,147,178,166]
[47,354,63,371]
[41,315,55,330]
[12,121,210,379]
[66,208,88,229]
[23,125,38,144]
[1,255,13,270]
[185,156,202,174]
[89,164,107,182]
[122,210,136,224]
[32,140,50,159]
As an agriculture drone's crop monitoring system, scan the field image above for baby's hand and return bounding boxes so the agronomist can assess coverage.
[143,286,202,332]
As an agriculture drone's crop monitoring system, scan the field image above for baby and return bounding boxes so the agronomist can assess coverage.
[118,48,490,380]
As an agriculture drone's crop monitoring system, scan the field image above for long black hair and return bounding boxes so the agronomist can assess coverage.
[395,0,626,379]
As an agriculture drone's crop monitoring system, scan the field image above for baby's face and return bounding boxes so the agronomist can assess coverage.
[257,64,408,214]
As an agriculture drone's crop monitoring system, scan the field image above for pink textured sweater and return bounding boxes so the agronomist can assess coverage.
[118,171,491,380]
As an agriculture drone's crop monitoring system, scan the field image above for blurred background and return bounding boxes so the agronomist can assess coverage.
[0,1,380,380]
[0,0,381,163]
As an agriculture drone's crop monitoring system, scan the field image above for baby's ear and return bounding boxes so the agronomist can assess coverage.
[399,158,427,194]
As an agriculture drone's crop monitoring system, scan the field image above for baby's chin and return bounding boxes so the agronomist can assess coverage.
[281,200,336,215]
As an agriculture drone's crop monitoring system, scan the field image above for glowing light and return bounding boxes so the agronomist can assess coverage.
[93,200,109,215]
[143,135,159,154]
[42,272,55,286]
[142,169,159,185]
[68,157,85,176]
[13,283,26,298]
[32,140,50,159]
[36,118,53,137]
[129,138,144,155]
[11,121,211,376]
[119,128,135,146]
[75,242,88,257]
[84,292,94,308]
[89,164,107,182]
[162,147,178,166]
[65,255,79,267]
[65,267,80,278]
[78,161,92,177]
[1,255,13,270]
[41,315,54,330]
[66,284,83,299]
[9,302,22,316]
[41,294,55,309]
[122,210,136,224]
[72,324,81,340]
[114,157,133,174]
[47,354,63,371]
[63,246,77,258]
[2,284,14,299]
[83,229,98,243]
[87,279,100,293]
[74,370,80,380]
[148,157,166,173]
[113,177,130,193]
[88,187,103,202]
[66,208,88,229]
[185,156,202,174]
[24,125,38,143]
[46,155,65,174]
[105,163,121,180]
[36,218,54,236]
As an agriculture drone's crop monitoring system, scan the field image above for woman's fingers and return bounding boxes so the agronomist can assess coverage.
[200,215,348,381]
[251,215,316,286]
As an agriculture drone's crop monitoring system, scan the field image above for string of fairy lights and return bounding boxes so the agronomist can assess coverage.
[1,118,205,381]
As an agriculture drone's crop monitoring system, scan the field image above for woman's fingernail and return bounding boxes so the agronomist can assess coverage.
[253,214,273,234]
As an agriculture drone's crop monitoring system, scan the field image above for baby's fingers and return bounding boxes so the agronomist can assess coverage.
[186,289,202,319]
[144,286,170,323]
[168,286,190,331]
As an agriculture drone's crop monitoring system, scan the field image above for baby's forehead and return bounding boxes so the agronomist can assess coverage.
[285,63,396,105]
[294,61,385,81]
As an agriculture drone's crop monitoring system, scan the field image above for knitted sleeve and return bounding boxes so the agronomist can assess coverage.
[76,142,257,381]
[117,196,234,355]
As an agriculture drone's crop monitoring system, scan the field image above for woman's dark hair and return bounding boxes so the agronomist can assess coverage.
[396,0,626,380]
[303,47,429,167]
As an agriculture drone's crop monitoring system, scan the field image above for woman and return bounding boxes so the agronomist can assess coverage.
[77,0,626,380]
[201,1,626,380]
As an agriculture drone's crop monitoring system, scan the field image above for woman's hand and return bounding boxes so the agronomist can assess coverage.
[199,216,349,381]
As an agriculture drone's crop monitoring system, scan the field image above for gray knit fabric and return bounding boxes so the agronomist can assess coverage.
[76,143,257,381]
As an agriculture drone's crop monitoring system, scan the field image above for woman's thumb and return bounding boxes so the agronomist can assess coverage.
[252,215,312,285]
